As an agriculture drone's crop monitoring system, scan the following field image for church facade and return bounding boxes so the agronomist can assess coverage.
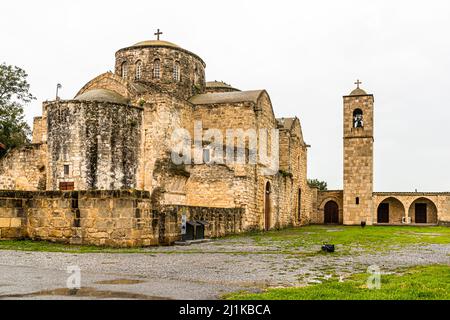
[0,36,449,246]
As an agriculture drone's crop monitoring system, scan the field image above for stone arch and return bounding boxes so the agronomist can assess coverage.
[319,197,343,225]
[353,108,364,128]
[376,197,405,224]
[75,72,143,99]
[408,197,438,224]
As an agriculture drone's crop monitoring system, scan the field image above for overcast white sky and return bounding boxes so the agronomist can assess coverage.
[1,0,449,191]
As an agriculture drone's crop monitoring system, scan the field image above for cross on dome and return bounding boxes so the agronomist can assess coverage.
[154,29,163,40]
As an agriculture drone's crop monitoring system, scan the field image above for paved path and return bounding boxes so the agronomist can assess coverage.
[0,237,449,300]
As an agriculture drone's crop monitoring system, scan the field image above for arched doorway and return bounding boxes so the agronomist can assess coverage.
[408,198,438,224]
[377,197,405,224]
[264,182,271,231]
[324,201,339,224]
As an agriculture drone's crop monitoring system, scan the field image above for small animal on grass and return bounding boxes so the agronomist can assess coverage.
[361,221,367,228]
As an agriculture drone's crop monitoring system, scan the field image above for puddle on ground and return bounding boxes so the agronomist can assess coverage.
[0,287,171,300]
[95,279,146,285]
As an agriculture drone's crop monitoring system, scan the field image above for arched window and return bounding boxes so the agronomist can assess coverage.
[135,61,142,80]
[153,59,161,79]
[121,62,128,79]
[173,61,181,82]
[353,108,364,128]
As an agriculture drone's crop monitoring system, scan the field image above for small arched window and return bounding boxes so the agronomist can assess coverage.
[135,61,142,80]
[173,61,181,82]
[353,108,364,128]
[121,62,128,79]
[153,59,161,79]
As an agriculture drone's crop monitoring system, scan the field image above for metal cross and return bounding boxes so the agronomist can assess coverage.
[355,79,362,88]
[154,29,163,40]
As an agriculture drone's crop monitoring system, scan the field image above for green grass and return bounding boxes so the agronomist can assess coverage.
[227,225,450,254]
[1,225,449,255]
[225,265,450,300]
[0,240,152,254]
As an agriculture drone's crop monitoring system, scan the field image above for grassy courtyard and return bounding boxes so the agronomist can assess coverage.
[226,224,450,254]
[0,225,449,300]
[222,225,450,300]
[0,225,450,254]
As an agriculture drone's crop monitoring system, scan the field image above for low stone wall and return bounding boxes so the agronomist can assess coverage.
[0,192,27,239]
[0,190,244,247]
[161,205,244,239]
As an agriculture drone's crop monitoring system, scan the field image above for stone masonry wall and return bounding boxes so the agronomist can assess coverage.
[372,193,450,225]
[343,94,374,225]
[115,45,206,100]
[0,144,47,191]
[313,190,344,224]
[0,190,244,247]
[45,101,142,191]
[32,117,45,144]
[160,205,244,239]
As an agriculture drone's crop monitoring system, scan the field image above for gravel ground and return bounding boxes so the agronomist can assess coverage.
[0,237,449,300]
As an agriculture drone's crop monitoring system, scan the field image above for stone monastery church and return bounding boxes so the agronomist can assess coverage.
[0,33,449,246]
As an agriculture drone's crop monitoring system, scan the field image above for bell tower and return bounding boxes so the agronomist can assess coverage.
[343,80,374,225]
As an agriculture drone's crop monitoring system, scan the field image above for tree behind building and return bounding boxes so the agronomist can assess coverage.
[0,63,35,157]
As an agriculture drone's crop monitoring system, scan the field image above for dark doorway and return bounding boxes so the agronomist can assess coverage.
[377,203,390,223]
[415,203,427,223]
[324,201,339,224]
[265,182,271,231]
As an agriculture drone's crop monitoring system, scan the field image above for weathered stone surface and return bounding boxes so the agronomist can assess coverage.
[0,190,244,247]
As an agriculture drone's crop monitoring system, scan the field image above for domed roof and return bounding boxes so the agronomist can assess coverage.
[75,89,130,105]
[132,40,180,48]
[206,81,239,91]
[350,87,368,96]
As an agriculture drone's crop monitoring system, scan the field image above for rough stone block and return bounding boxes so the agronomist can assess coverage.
[0,218,11,228]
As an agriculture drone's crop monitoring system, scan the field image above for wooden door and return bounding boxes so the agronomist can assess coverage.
[324,201,339,224]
